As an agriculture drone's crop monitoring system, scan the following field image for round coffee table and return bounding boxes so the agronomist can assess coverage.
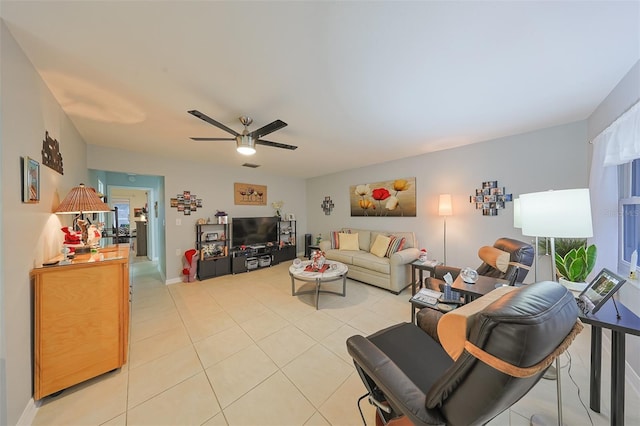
[289,260,348,309]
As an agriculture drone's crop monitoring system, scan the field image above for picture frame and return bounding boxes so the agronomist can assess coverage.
[286,213,296,221]
[234,182,267,205]
[22,156,40,203]
[577,268,626,314]
[350,177,416,217]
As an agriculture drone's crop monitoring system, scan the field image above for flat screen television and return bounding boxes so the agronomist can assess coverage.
[232,217,278,247]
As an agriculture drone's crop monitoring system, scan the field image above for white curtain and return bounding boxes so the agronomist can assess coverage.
[589,100,640,275]
[600,100,640,166]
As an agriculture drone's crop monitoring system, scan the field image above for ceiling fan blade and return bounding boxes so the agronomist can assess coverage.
[256,139,298,150]
[188,110,239,137]
[248,120,287,139]
[190,137,235,141]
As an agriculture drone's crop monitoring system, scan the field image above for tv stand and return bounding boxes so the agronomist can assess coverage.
[231,246,275,274]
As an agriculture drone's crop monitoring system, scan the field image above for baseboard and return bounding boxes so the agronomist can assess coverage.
[165,277,182,285]
[16,397,38,426]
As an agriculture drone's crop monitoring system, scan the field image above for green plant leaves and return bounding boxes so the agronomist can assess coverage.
[555,244,597,282]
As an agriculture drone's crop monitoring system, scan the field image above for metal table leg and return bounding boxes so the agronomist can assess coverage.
[611,331,625,426]
[589,326,602,412]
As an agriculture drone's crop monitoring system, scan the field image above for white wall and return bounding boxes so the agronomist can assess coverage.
[306,121,588,281]
[1,22,89,425]
[87,145,307,282]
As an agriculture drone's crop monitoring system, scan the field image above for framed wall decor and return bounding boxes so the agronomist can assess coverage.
[22,156,40,203]
[350,177,416,217]
[234,182,267,205]
[170,190,202,215]
[470,180,512,216]
[41,131,64,175]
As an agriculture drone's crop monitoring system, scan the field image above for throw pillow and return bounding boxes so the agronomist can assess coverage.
[330,231,341,249]
[370,235,392,258]
[339,232,360,250]
[385,236,406,257]
[478,246,510,273]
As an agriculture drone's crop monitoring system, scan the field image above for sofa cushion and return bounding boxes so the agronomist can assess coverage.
[385,236,406,257]
[330,231,341,249]
[352,252,391,274]
[325,249,357,264]
[339,233,360,250]
[371,235,392,257]
[343,228,371,251]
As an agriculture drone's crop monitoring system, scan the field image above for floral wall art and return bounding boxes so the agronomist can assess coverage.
[350,177,416,217]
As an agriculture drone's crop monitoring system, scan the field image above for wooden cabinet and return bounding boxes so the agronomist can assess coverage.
[31,246,130,400]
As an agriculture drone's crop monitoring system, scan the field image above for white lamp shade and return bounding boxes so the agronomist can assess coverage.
[438,194,452,216]
[513,198,522,229]
[520,188,593,238]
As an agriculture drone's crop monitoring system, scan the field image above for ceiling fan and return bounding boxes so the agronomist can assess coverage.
[188,110,297,155]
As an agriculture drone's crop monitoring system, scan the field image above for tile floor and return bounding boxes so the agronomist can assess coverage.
[32,259,640,425]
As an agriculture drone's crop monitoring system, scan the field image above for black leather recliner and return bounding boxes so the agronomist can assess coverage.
[427,237,534,291]
[347,281,582,426]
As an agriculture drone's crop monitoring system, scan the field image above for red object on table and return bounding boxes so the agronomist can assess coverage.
[305,264,329,273]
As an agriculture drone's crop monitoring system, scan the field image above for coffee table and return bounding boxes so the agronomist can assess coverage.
[290,260,348,309]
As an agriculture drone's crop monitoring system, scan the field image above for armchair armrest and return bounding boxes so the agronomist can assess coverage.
[390,247,420,266]
[346,333,442,425]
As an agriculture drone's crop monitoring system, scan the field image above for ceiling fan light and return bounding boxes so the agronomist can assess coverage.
[236,135,256,155]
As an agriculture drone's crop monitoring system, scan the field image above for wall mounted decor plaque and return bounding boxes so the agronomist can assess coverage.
[350,177,416,217]
[234,183,267,205]
[41,131,64,175]
[469,180,512,216]
[170,190,202,215]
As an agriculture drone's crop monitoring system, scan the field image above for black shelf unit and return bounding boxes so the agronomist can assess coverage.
[277,219,296,262]
[196,223,230,280]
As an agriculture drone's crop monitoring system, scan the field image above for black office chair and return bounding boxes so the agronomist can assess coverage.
[347,281,582,426]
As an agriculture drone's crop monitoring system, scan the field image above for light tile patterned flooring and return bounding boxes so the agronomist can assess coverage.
[32,259,640,425]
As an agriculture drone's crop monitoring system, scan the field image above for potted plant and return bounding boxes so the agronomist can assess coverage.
[554,240,597,288]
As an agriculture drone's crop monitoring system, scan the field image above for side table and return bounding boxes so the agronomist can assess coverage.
[578,298,640,426]
[450,274,509,303]
[410,260,441,322]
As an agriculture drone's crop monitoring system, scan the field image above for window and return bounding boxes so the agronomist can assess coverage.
[112,199,130,226]
[620,158,640,267]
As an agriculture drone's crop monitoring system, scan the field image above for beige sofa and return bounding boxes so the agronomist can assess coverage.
[318,228,419,294]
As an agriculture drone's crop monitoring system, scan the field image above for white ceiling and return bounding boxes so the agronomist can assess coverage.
[1,1,638,178]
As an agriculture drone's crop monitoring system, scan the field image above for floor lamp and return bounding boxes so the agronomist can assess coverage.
[520,189,593,426]
[438,194,452,265]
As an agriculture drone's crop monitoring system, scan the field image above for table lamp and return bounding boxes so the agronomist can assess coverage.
[520,188,593,426]
[54,183,112,252]
[438,194,453,265]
